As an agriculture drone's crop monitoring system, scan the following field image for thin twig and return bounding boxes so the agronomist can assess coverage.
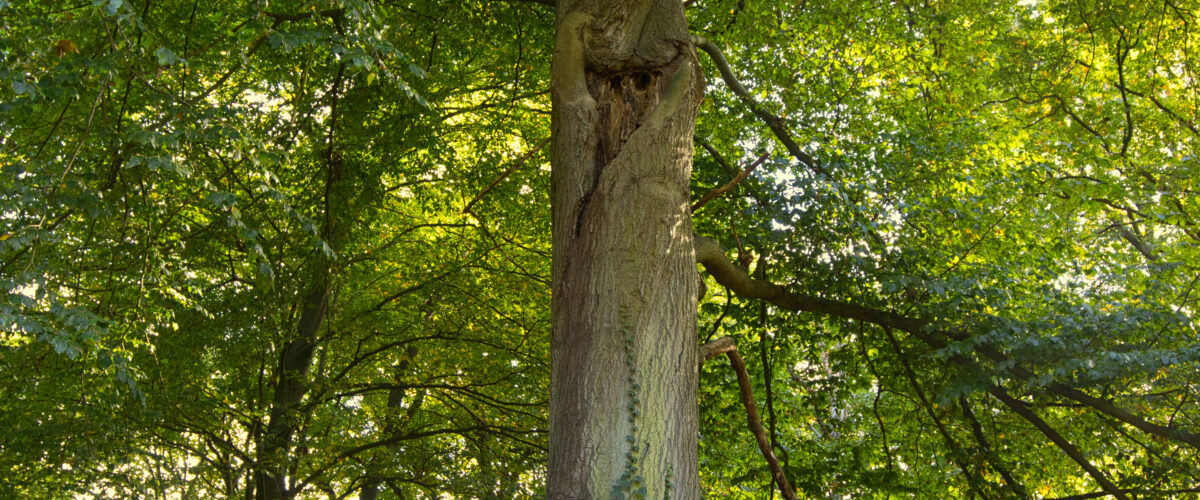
[462,136,550,213]
[54,75,110,198]
[691,152,769,212]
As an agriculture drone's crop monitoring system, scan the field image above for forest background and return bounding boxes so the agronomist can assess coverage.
[1,0,1198,498]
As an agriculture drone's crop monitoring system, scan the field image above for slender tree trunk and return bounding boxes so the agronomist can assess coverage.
[548,0,704,497]
[255,286,328,499]
[255,65,348,499]
[360,345,420,500]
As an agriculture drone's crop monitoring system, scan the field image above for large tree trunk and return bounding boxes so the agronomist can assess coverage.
[548,0,703,497]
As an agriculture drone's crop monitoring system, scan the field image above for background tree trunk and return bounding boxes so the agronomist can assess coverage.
[548,0,704,497]
[254,286,328,499]
[254,66,349,499]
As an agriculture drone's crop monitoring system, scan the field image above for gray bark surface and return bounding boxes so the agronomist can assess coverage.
[548,0,704,497]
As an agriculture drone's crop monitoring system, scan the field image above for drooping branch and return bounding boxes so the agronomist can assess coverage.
[859,338,896,472]
[699,337,797,500]
[691,35,828,178]
[1142,91,1200,137]
[988,387,1129,500]
[694,233,1200,449]
[1050,94,1114,156]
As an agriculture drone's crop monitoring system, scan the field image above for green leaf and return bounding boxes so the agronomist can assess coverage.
[99,0,123,15]
[155,47,182,66]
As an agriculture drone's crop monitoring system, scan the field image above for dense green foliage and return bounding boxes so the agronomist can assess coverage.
[1,0,1197,498]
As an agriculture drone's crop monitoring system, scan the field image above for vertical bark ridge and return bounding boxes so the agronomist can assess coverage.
[549,1,703,497]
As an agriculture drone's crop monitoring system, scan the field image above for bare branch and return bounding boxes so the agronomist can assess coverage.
[691,152,769,212]
[698,336,736,365]
[703,338,798,500]
[691,35,828,177]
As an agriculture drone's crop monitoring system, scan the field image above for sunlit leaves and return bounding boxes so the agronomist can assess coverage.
[689,0,1198,497]
[1,0,1196,497]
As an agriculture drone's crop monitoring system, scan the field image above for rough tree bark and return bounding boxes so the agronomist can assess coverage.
[548,0,704,497]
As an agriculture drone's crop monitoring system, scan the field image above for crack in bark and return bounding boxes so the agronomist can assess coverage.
[572,57,692,237]
[573,190,594,236]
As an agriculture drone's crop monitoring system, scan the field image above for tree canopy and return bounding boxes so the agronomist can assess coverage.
[1,0,1197,498]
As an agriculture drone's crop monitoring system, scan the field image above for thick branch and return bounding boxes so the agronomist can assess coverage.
[694,233,1200,449]
[691,35,827,178]
[698,336,736,365]
[694,235,924,332]
[988,388,1128,500]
